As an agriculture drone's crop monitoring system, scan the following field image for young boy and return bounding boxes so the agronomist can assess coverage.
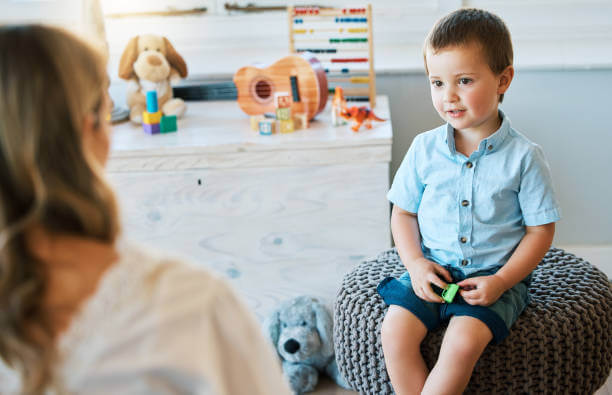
[377,8,561,394]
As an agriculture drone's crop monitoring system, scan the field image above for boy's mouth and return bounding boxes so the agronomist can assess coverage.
[446,109,466,118]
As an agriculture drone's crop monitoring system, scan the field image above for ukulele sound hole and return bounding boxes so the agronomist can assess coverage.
[254,80,272,102]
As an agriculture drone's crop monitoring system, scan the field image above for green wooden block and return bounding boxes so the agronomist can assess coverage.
[160,115,177,133]
[275,107,291,121]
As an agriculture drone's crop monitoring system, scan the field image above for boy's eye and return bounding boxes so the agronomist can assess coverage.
[459,78,472,85]
[431,80,442,87]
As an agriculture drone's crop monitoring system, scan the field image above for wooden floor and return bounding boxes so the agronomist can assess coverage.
[313,245,612,394]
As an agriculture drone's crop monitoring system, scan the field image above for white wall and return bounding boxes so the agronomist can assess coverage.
[377,69,612,245]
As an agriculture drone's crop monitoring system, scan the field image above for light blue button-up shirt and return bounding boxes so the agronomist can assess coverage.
[388,111,561,276]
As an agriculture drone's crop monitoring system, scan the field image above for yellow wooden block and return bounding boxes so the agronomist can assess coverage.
[292,113,309,130]
[250,115,265,131]
[142,111,162,124]
[279,119,294,134]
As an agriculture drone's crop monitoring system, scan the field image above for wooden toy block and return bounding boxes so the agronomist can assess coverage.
[250,115,265,131]
[275,107,291,121]
[292,112,309,129]
[258,119,276,135]
[279,119,294,134]
[142,111,162,124]
[160,115,177,133]
[146,90,159,113]
[274,91,292,108]
[143,122,160,135]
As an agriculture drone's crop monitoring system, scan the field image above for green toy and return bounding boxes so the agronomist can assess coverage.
[160,115,178,133]
[441,283,459,303]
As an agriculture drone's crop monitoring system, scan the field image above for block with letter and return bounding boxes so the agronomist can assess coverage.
[274,91,292,109]
[258,119,276,135]
[279,119,294,134]
[276,107,291,121]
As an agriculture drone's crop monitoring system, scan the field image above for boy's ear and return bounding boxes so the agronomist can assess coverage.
[497,65,514,95]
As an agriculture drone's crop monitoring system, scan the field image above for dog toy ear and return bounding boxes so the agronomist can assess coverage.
[262,307,281,350]
[163,37,188,78]
[312,299,334,358]
[118,36,139,80]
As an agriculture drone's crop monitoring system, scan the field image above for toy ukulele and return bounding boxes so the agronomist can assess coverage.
[339,105,386,132]
[233,52,328,121]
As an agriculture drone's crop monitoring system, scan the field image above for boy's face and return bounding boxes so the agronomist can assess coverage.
[426,42,512,136]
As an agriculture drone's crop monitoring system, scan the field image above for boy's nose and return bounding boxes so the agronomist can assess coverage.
[443,88,459,103]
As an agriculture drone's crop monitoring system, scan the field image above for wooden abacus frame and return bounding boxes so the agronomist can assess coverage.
[288,4,376,107]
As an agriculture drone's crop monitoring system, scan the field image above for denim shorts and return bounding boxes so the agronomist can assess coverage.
[377,266,530,344]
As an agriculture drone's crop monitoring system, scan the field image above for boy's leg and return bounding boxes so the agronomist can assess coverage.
[421,315,492,395]
[380,305,429,395]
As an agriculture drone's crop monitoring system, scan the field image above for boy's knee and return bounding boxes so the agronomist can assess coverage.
[381,307,426,351]
[380,313,399,345]
[442,331,489,362]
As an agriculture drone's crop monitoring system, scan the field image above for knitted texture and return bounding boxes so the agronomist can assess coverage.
[334,248,612,394]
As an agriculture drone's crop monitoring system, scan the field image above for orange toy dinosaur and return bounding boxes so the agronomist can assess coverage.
[339,106,386,132]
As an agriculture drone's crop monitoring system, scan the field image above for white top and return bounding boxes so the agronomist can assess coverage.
[0,242,291,395]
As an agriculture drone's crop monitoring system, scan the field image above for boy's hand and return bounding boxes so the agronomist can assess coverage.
[409,257,452,303]
[457,274,507,306]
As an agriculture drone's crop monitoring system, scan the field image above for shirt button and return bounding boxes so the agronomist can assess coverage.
[461,200,469,207]
[461,259,469,266]
[465,161,473,168]
[460,236,467,243]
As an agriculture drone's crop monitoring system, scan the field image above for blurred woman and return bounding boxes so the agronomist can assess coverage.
[0,24,290,395]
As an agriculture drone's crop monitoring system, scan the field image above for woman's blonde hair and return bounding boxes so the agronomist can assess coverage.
[0,25,120,392]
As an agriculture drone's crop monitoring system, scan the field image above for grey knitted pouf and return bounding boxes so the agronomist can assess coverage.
[334,248,612,394]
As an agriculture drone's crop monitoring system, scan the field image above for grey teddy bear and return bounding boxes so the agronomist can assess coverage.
[263,296,351,394]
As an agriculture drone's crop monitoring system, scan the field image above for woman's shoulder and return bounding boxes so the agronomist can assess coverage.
[59,240,238,355]
[103,240,233,317]
[57,241,244,391]
[119,241,220,288]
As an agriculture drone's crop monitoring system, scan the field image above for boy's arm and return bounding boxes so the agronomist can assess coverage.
[391,205,451,302]
[458,222,555,306]
[495,222,556,289]
[391,204,424,265]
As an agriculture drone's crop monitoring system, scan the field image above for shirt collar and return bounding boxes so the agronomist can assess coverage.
[444,109,511,156]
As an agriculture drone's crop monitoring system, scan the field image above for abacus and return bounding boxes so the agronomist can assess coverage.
[288,5,376,107]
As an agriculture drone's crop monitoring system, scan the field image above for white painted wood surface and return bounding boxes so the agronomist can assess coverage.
[108,96,392,319]
[109,96,392,171]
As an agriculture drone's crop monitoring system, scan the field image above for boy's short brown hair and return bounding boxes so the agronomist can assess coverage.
[424,8,513,101]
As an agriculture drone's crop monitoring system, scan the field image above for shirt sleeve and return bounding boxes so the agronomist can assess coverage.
[518,144,561,226]
[387,135,424,213]
[199,280,292,395]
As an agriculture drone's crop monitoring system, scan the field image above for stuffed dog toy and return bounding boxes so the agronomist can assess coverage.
[263,296,351,394]
[118,34,188,123]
